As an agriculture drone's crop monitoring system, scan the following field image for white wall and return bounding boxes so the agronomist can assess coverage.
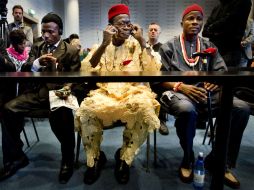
[64,0,79,37]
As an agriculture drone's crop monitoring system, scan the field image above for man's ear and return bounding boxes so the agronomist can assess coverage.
[180,22,183,27]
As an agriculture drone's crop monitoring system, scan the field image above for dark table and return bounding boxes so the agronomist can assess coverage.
[1,70,254,190]
[1,70,254,83]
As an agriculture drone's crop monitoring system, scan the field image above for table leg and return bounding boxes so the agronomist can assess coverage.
[210,84,233,190]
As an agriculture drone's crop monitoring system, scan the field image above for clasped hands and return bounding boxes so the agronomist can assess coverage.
[39,53,58,68]
[180,82,219,104]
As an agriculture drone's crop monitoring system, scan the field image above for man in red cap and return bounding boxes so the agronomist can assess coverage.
[75,3,161,185]
[157,4,250,188]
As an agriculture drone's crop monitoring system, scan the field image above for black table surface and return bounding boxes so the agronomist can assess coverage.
[0,70,254,84]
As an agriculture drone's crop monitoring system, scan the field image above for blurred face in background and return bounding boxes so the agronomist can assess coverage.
[148,23,161,41]
[12,8,23,22]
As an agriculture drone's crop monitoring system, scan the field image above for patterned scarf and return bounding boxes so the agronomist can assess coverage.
[6,46,29,61]
[6,46,29,71]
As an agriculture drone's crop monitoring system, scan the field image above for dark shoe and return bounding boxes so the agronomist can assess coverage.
[159,121,169,135]
[0,155,29,182]
[179,166,193,183]
[205,154,240,189]
[179,153,194,183]
[224,169,240,189]
[114,148,130,184]
[83,151,107,185]
[59,161,74,184]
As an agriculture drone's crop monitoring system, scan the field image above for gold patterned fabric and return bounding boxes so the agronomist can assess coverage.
[75,36,161,167]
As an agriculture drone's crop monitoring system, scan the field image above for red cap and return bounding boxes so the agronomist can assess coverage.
[108,4,130,21]
[182,4,203,19]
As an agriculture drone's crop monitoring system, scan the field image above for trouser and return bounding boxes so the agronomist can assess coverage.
[75,92,160,167]
[78,116,151,167]
[1,92,75,165]
[226,98,250,167]
[164,93,198,167]
[161,90,250,168]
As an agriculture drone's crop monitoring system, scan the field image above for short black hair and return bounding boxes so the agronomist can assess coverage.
[41,12,63,32]
[9,29,26,45]
[69,33,79,41]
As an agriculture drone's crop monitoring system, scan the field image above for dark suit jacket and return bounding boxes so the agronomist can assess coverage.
[23,40,80,72]
[202,0,251,53]
[21,40,82,100]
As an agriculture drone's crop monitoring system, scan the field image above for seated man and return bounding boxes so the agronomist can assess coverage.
[0,13,81,184]
[75,4,161,185]
[158,4,250,189]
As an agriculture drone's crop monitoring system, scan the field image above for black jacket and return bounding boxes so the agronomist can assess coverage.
[202,0,252,53]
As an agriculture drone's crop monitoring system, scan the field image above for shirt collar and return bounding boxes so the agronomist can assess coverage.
[48,39,61,48]
[53,39,61,48]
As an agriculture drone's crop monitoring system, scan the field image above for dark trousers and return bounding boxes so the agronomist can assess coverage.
[161,90,250,168]
[1,92,75,165]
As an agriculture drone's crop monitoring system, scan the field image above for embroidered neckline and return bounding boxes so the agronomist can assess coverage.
[104,39,131,71]
[180,33,200,67]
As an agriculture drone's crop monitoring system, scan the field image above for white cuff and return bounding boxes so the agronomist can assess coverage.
[31,58,43,72]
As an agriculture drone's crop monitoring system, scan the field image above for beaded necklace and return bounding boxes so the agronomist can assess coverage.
[180,33,200,67]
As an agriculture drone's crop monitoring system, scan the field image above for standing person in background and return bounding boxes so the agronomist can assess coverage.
[202,0,252,67]
[8,5,33,47]
[147,22,162,52]
[147,22,169,135]
[240,18,254,67]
